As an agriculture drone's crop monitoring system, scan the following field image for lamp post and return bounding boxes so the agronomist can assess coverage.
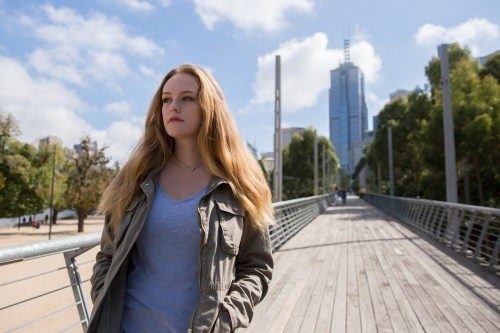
[48,145,56,240]
[262,157,275,185]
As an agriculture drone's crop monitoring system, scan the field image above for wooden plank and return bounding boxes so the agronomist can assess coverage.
[377,221,474,332]
[362,221,424,333]
[283,214,336,333]
[359,237,394,333]
[267,279,307,333]
[298,216,340,333]
[314,221,346,332]
[246,215,330,332]
[352,222,377,333]
[381,219,500,332]
[329,228,348,333]
[345,220,361,333]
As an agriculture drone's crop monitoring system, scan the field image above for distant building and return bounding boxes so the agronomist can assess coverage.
[373,115,379,135]
[389,89,410,101]
[262,151,274,159]
[349,141,367,177]
[364,130,374,143]
[282,127,305,146]
[329,38,368,178]
[477,50,500,66]
[74,141,98,157]
[247,142,257,159]
[39,136,62,147]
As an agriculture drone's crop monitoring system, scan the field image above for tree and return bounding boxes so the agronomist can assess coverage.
[479,53,500,83]
[282,128,338,200]
[65,136,112,232]
[0,111,45,218]
[38,142,68,224]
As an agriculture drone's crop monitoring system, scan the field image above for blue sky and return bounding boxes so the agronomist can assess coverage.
[1,0,499,163]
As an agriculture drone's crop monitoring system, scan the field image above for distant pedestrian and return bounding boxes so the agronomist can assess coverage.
[334,191,339,205]
[45,214,49,225]
[341,188,347,205]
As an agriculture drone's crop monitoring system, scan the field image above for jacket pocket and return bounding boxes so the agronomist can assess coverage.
[113,197,142,247]
[216,200,244,256]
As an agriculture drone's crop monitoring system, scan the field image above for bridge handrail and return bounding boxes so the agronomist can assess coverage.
[363,193,500,277]
[0,193,335,332]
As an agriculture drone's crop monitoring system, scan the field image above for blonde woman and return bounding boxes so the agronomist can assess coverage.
[88,64,274,333]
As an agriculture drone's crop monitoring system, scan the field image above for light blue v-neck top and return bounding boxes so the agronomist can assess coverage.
[121,182,207,333]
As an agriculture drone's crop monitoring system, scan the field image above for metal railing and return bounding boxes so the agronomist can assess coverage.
[363,193,500,276]
[0,193,335,332]
[270,194,334,251]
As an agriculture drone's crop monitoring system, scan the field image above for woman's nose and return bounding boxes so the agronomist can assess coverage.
[170,98,180,112]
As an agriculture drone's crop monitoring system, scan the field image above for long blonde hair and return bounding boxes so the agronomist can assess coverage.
[98,64,273,234]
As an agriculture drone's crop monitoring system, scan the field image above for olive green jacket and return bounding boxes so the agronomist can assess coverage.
[87,175,273,333]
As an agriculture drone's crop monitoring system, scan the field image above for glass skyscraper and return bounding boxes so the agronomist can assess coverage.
[329,60,368,178]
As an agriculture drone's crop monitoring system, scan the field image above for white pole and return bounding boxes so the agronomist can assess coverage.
[314,130,318,196]
[273,55,282,201]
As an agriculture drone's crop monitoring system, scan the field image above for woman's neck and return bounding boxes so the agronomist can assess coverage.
[172,139,203,167]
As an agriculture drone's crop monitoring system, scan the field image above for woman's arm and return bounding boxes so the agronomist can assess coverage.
[90,215,114,303]
[221,221,273,330]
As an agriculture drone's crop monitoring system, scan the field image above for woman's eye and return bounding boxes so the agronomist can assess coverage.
[183,96,194,101]
[162,98,171,103]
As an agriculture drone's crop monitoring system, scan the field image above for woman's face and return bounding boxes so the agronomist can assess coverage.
[162,73,203,141]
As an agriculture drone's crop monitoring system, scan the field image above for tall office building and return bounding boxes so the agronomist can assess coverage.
[329,39,368,177]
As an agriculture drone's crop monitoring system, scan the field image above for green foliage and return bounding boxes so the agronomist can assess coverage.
[1,111,116,229]
[365,43,500,208]
[65,135,112,232]
[479,53,500,83]
[282,128,338,200]
[0,111,45,218]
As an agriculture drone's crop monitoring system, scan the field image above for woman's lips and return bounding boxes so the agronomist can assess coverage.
[168,116,182,123]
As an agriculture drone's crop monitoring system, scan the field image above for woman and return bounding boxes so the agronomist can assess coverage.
[88,64,274,333]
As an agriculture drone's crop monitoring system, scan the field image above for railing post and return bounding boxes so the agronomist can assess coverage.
[434,205,447,240]
[474,214,492,263]
[64,250,91,332]
[461,211,477,255]
[488,229,500,274]
[450,209,465,250]
[422,204,435,233]
[418,204,430,231]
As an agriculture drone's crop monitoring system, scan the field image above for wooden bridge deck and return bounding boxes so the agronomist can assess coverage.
[244,197,500,333]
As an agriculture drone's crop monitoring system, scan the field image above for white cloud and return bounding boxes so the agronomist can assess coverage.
[105,101,131,115]
[139,64,161,81]
[21,4,163,85]
[252,32,382,113]
[366,92,388,115]
[158,0,171,7]
[0,56,142,162]
[193,0,314,32]
[414,18,500,56]
[117,0,155,12]
[91,120,143,163]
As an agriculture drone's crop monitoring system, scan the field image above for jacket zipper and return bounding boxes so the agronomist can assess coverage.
[188,182,222,332]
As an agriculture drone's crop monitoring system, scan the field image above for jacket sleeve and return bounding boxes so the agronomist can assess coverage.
[90,215,114,303]
[221,220,273,330]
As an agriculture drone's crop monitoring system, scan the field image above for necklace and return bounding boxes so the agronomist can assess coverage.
[172,154,204,171]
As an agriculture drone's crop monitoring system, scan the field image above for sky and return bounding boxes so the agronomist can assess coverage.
[1,0,499,163]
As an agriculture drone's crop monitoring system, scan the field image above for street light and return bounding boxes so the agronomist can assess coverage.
[48,145,56,240]
[262,157,274,184]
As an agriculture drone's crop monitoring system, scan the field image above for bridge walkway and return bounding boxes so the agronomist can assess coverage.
[244,197,500,333]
